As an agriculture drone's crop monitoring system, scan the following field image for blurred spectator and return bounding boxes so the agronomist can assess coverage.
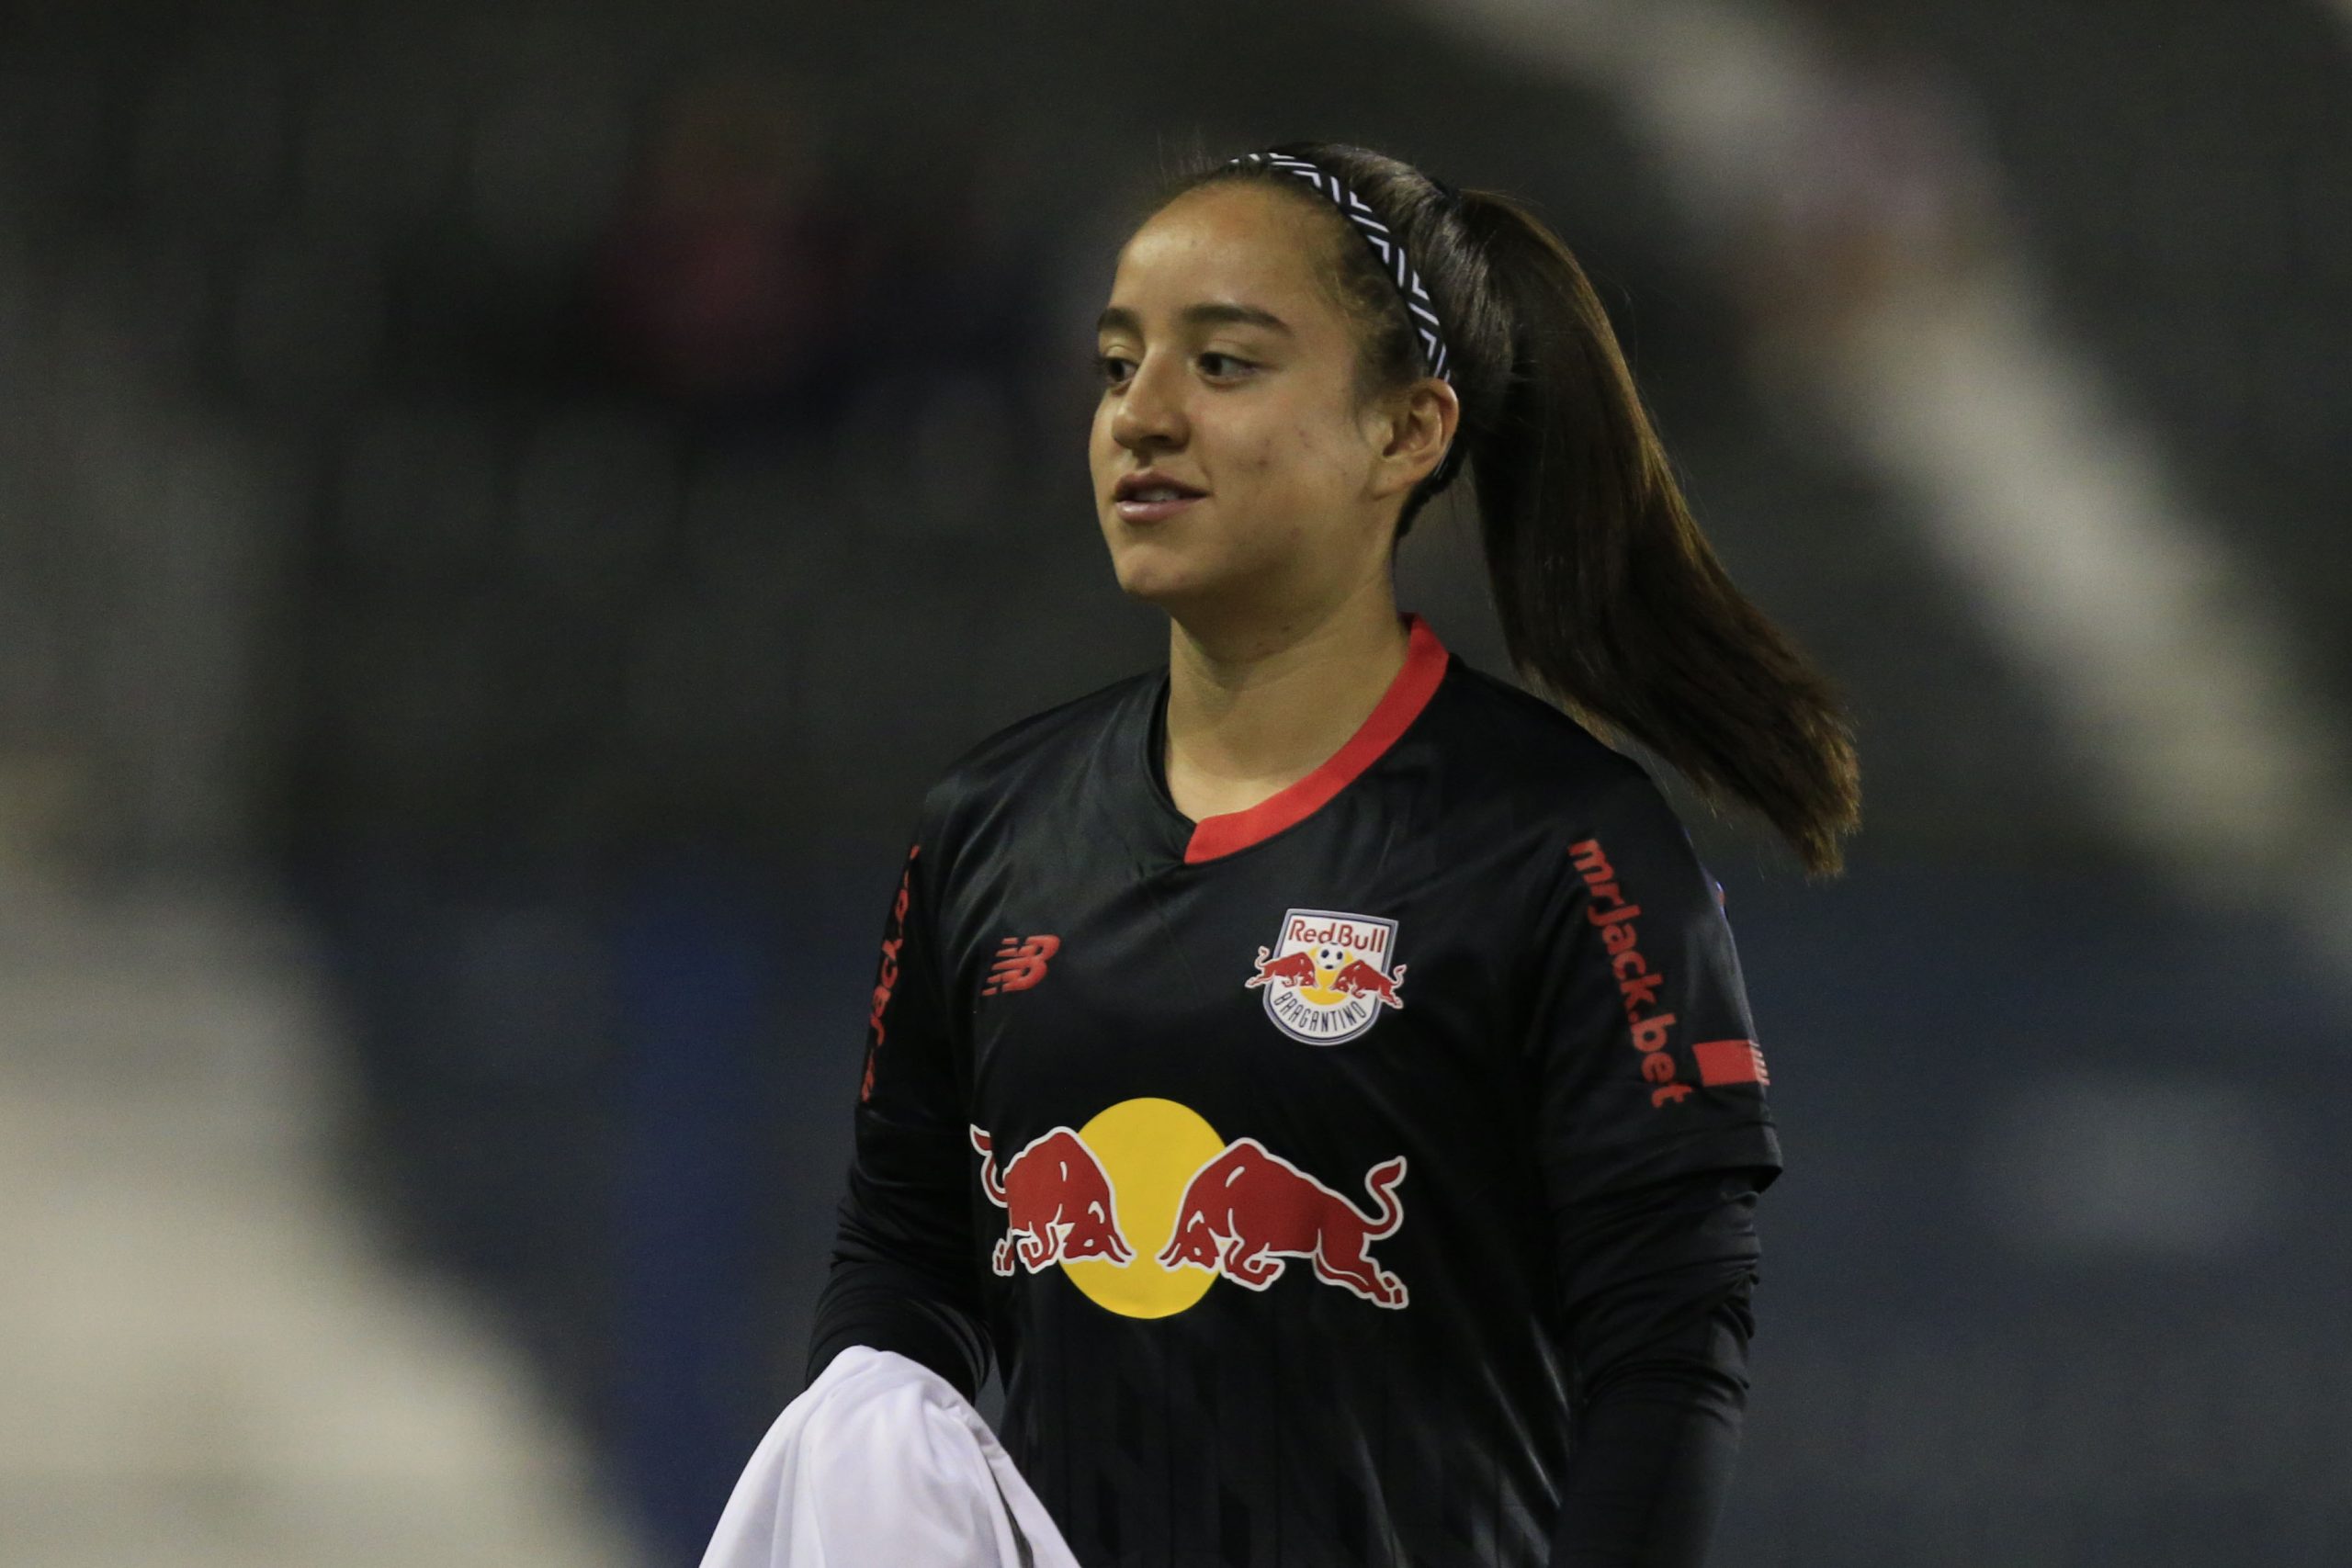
[1727,41,2001,361]
[595,72,864,404]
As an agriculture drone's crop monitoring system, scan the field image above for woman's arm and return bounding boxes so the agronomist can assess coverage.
[805,840,994,1401]
[1547,1168,1767,1568]
[1520,773,1785,1565]
[807,1220,992,1401]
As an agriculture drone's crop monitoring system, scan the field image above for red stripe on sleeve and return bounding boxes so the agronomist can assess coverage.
[1692,1038,1769,1088]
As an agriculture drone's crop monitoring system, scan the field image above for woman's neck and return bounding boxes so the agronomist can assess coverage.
[1161,581,1410,824]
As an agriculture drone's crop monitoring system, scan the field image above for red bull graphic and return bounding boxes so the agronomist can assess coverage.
[1158,1137,1409,1309]
[971,1103,1413,1317]
[970,1125,1134,1275]
[1244,908,1407,1045]
[1329,957,1404,1009]
[1244,949,1319,988]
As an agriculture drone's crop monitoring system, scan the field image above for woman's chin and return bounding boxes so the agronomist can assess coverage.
[1106,542,1220,609]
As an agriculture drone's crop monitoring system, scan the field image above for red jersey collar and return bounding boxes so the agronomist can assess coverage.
[1182,614,1451,864]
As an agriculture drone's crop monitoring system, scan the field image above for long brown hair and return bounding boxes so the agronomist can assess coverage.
[1170,141,1860,875]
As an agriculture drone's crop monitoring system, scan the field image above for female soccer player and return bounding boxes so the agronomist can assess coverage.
[808,141,1859,1567]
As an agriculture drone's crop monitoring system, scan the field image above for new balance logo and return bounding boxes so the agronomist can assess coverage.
[983,935,1060,996]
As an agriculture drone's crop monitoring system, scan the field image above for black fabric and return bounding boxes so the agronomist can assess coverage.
[808,634,1782,1566]
[807,835,995,1400]
[808,1236,992,1404]
[1549,1169,1768,1567]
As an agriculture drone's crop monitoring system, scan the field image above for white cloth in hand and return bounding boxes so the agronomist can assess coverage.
[700,1347,1080,1568]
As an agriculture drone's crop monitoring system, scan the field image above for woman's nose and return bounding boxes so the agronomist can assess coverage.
[1111,352,1188,453]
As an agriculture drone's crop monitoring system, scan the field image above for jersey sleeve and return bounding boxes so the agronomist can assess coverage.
[806,821,993,1399]
[1519,771,1783,1219]
[1545,1169,1763,1567]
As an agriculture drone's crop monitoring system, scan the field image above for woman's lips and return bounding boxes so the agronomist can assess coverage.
[1114,494,1205,524]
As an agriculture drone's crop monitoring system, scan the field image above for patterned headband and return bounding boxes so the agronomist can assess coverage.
[1227,151,1453,385]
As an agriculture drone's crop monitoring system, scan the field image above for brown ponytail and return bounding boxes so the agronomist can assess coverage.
[1454,188,1860,874]
[1182,145,1860,874]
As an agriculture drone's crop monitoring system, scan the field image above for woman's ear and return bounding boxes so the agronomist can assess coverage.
[1365,378,1461,501]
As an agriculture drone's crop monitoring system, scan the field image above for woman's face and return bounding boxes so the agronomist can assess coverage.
[1090,182,1421,628]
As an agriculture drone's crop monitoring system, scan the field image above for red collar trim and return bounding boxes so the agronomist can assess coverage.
[1182,614,1450,865]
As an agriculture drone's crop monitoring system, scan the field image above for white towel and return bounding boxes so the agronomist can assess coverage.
[701,1347,1082,1568]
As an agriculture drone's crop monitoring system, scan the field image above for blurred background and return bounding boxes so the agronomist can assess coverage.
[3,0,2348,1563]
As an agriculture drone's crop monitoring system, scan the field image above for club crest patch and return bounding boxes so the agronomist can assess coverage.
[1242,908,1407,1045]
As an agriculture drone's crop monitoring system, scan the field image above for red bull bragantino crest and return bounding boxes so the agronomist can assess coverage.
[1243,908,1407,1045]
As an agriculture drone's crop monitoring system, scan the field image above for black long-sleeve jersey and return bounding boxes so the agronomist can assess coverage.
[811,615,1782,1567]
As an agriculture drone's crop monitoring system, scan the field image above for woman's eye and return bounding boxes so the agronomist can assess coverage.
[1091,349,1255,386]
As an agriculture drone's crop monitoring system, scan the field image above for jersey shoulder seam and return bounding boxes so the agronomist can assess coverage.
[1436,659,1657,799]
[917,668,1158,826]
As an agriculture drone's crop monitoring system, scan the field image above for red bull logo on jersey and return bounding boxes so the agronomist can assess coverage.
[970,1100,1409,1317]
[1159,1137,1408,1308]
[971,1124,1135,1274]
[1243,908,1407,1045]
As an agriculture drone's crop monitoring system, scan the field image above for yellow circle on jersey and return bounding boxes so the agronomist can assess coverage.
[1061,1097,1226,1318]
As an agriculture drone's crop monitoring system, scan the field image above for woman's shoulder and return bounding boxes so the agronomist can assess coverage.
[1429,655,1712,867]
[1420,662,1721,931]
[916,668,1160,824]
[1434,656,1654,799]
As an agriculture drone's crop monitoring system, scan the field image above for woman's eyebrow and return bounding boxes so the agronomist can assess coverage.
[1095,302,1295,336]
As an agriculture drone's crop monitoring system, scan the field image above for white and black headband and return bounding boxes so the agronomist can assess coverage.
[1227,151,1454,386]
